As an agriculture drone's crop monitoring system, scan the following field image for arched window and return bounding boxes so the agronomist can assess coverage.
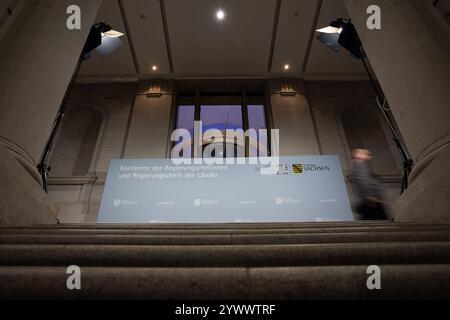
[49,108,102,177]
[174,94,269,158]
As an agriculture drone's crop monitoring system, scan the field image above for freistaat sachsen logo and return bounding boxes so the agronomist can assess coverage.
[292,164,303,174]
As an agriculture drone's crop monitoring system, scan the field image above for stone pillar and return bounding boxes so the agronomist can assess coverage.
[0,0,102,226]
[343,0,450,223]
[123,80,174,159]
[268,78,320,156]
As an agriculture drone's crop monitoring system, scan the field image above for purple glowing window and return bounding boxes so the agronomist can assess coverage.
[247,105,267,131]
[176,105,195,133]
[175,105,195,158]
[174,102,268,158]
[200,105,243,132]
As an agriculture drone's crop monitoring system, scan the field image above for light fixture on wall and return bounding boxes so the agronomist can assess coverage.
[37,22,125,193]
[279,80,296,97]
[146,80,163,98]
[315,18,414,192]
[284,64,290,71]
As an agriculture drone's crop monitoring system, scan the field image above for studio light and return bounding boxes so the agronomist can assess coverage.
[102,29,125,38]
[316,26,342,34]
[38,22,125,192]
[315,18,414,192]
[82,22,124,59]
[315,18,363,59]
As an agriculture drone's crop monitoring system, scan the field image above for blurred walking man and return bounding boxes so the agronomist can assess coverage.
[350,149,387,220]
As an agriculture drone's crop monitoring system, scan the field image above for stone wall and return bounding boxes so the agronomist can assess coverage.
[305,81,403,218]
[47,82,138,223]
[47,79,404,222]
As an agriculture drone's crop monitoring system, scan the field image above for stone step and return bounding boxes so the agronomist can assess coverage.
[21,221,434,230]
[1,230,450,245]
[1,264,449,300]
[3,225,450,236]
[31,220,404,229]
[1,242,450,267]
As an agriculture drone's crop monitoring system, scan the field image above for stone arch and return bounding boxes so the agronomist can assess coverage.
[49,107,104,177]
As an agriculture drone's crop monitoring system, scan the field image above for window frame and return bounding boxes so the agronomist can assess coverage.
[169,81,274,159]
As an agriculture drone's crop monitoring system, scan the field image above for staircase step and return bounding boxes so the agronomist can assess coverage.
[16,221,437,230]
[1,242,450,267]
[33,221,404,229]
[1,265,449,300]
[1,231,450,245]
[2,221,450,299]
[3,225,450,236]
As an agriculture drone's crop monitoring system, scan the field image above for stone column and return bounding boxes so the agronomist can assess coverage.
[343,0,450,223]
[123,80,174,159]
[0,0,102,226]
[268,78,320,156]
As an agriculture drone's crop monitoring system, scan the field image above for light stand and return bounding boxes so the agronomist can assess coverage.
[359,47,414,192]
[36,57,82,193]
[37,22,123,192]
[316,18,414,193]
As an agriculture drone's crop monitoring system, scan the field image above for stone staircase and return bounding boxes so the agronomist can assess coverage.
[1,221,450,299]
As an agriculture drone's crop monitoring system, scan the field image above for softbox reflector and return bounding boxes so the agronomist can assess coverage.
[316,32,342,53]
[96,36,123,57]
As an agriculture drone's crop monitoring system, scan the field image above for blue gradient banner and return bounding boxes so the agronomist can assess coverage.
[98,156,353,223]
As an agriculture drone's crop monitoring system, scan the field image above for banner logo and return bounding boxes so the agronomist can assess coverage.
[292,164,303,174]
